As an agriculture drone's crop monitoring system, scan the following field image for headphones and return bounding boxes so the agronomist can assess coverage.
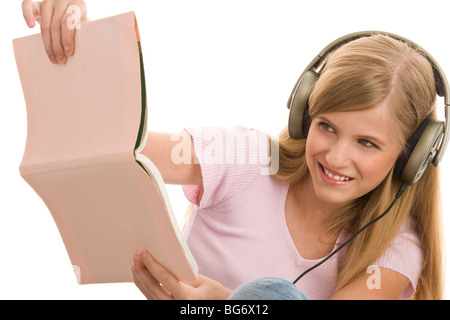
[287,31,449,186]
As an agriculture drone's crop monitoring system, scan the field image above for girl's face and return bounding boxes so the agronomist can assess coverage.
[305,104,403,206]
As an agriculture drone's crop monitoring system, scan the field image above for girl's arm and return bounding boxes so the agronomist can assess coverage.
[330,267,410,300]
[141,131,202,186]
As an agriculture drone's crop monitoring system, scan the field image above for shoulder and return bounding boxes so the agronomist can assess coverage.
[375,216,423,270]
[182,126,273,208]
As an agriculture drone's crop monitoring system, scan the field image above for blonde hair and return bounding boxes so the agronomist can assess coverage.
[273,34,444,299]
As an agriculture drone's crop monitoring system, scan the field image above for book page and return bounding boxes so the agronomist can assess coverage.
[13,12,198,284]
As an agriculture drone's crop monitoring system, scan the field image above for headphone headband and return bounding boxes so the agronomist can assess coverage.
[287,31,449,168]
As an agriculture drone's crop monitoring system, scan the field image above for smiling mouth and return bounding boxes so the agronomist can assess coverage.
[319,163,354,182]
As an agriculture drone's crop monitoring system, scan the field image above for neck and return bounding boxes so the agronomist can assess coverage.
[291,174,347,228]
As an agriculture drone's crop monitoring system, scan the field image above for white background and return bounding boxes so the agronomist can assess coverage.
[1,0,449,299]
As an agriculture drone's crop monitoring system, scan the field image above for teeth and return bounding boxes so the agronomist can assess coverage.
[323,167,351,181]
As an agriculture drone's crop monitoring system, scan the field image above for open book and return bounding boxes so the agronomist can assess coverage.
[13,12,198,284]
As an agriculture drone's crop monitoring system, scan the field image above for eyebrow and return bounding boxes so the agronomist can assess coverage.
[316,115,387,147]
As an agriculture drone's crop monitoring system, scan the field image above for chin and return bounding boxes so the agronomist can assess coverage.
[313,186,355,207]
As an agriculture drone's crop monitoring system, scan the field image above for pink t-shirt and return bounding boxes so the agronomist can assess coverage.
[182,126,423,300]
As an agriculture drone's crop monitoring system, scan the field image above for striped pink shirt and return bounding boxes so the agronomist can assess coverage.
[182,126,423,300]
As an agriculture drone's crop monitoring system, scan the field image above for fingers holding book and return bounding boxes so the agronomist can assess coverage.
[132,250,232,300]
[22,0,87,64]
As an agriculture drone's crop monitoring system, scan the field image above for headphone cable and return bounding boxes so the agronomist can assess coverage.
[292,181,408,285]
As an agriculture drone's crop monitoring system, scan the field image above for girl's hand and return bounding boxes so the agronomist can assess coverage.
[132,250,232,300]
[22,0,87,64]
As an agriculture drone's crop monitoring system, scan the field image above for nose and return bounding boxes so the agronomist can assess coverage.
[325,139,353,169]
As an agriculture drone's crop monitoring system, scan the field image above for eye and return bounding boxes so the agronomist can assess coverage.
[319,122,335,133]
[359,139,378,149]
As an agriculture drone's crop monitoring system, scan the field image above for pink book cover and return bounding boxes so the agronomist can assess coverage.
[13,12,198,285]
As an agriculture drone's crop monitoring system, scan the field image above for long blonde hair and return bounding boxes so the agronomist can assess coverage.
[273,35,444,299]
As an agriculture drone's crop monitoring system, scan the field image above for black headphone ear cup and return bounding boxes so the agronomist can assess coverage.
[288,71,319,139]
[399,118,444,185]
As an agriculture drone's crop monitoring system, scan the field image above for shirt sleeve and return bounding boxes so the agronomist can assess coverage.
[372,217,424,300]
[182,126,270,209]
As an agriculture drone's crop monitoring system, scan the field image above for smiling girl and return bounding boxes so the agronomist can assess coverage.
[261,34,445,299]
[132,34,444,300]
[23,1,446,300]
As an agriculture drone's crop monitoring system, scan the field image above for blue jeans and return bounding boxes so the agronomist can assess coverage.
[227,277,310,300]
